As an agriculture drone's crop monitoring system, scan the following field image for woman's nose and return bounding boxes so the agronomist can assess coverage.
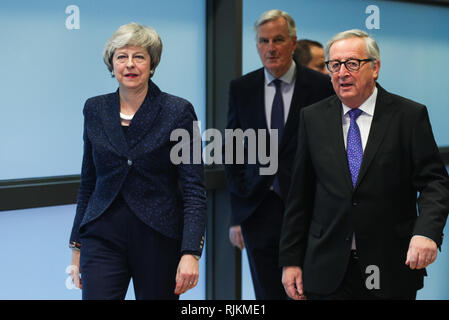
[126,57,135,67]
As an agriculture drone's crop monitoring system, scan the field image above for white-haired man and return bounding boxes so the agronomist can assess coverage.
[280,29,449,300]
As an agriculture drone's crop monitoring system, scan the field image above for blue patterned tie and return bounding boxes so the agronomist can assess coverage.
[271,79,284,196]
[347,108,363,187]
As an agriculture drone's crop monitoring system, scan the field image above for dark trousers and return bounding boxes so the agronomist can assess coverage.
[80,194,180,300]
[306,252,417,300]
[241,191,287,300]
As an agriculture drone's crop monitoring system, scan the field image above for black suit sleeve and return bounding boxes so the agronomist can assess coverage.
[279,108,316,267]
[69,102,97,244]
[223,80,250,198]
[411,106,449,247]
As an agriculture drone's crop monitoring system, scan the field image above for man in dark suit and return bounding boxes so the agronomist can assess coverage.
[279,29,449,300]
[224,9,334,299]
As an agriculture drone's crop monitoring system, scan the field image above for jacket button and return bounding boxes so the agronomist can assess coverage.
[352,201,359,206]
[127,159,133,166]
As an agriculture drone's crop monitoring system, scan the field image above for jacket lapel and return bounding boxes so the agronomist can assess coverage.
[280,65,308,152]
[99,80,163,155]
[100,91,129,155]
[249,69,268,131]
[125,80,163,150]
[326,96,354,191]
[355,84,394,189]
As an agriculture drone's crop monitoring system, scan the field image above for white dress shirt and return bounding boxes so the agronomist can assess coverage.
[342,87,378,152]
[263,61,296,191]
[341,87,377,250]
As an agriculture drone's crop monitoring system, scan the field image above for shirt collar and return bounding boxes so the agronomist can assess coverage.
[264,60,297,86]
[342,86,378,116]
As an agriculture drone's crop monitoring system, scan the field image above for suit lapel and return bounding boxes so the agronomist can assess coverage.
[248,69,268,131]
[280,65,308,151]
[126,80,163,150]
[326,96,354,191]
[100,80,163,155]
[355,85,394,189]
[100,91,129,155]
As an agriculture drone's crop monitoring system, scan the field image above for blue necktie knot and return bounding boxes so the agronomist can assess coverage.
[349,108,362,120]
[272,78,282,88]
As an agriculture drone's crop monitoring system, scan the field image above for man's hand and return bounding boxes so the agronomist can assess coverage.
[282,266,306,300]
[405,235,438,270]
[229,225,245,250]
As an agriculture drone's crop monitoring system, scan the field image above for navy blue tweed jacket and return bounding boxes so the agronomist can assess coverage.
[69,80,207,256]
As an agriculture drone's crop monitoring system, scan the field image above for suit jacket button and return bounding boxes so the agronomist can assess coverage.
[127,159,133,166]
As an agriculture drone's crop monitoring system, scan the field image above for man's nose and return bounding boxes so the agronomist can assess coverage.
[267,40,276,51]
[338,63,350,77]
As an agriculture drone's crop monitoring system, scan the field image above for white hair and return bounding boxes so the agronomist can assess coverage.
[325,29,380,62]
[254,9,297,38]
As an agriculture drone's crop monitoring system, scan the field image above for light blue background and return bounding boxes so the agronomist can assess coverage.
[0,0,206,180]
[242,0,449,300]
[0,0,206,299]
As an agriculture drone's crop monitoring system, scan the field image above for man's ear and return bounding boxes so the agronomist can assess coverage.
[372,59,380,80]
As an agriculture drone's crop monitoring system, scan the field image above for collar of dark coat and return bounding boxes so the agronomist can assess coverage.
[250,63,315,151]
[100,79,163,155]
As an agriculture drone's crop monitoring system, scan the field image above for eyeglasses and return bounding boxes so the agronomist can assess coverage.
[325,58,374,73]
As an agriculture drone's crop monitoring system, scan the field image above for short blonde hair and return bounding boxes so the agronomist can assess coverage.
[103,22,162,77]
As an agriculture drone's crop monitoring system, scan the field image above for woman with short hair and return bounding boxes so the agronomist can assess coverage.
[68,22,206,300]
